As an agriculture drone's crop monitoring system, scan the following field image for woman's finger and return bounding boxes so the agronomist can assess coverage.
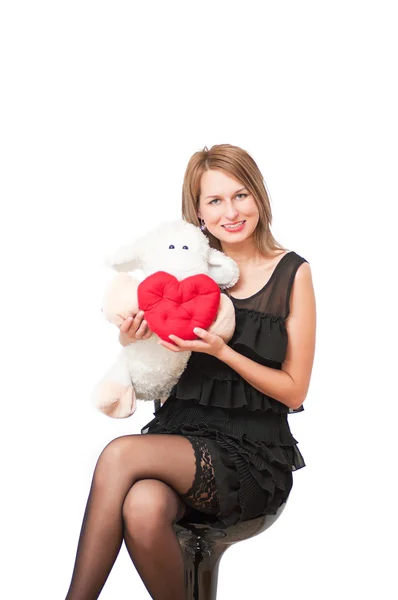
[119,316,134,332]
[158,339,180,351]
[140,331,152,340]
[168,334,190,348]
[131,311,144,330]
[141,323,153,339]
[193,327,207,339]
[120,311,143,334]
[135,320,148,338]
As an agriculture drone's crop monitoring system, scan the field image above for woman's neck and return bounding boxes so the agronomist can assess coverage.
[221,239,267,267]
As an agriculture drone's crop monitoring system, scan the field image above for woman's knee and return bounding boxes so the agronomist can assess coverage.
[94,435,138,485]
[122,479,185,539]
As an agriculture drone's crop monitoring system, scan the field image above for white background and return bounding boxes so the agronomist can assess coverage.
[1,1,397,599]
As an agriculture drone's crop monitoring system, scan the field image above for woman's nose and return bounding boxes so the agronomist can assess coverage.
[224,202,240,220]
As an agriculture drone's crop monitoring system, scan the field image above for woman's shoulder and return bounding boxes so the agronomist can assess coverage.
[225,249,307,302]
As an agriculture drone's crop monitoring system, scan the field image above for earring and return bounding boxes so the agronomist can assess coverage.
[200,219,207,232]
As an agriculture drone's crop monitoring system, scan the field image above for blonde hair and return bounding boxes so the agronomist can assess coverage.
[181,144,287,256]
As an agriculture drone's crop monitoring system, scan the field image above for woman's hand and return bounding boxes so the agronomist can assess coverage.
[158,327,226,358]
[119,311,154,346]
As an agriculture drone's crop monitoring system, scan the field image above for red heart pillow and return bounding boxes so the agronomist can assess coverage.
[137,271,220,342]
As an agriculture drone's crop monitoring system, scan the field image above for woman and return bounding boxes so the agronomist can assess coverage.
[65,144,316,600]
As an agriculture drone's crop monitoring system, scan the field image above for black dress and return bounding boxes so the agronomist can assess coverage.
[141,251,308,529]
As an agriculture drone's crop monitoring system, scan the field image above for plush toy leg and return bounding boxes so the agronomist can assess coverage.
[95,381,136,419]
[91,355,136,419]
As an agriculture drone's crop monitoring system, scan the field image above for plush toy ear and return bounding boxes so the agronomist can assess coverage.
[208,248,240,289]
[104,240,144,272]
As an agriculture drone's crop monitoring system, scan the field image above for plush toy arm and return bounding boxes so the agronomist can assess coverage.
[207,294,236,342]
[102,273,140,327]
[208,248,240,289]
[91,352,137,418]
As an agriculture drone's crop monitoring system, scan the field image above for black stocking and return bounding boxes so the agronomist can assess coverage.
[64,433,219,600]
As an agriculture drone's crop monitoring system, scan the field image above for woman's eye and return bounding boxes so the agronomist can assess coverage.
[182,246,189,250]
[168,244,175,249]
[209,194,247,204]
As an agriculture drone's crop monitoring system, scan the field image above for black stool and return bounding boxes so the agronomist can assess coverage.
[172,504,286,600]
[153,401,287,599]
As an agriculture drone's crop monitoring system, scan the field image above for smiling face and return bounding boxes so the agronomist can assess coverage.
[197,169,260,249]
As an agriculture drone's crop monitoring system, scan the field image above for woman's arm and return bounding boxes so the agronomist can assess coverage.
[217,262,316,410]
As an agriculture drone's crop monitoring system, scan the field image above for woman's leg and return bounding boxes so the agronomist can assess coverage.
[64,434,216,600]
[122,479,187,599]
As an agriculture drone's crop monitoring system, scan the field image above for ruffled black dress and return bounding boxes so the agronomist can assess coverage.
[141,251,308,529]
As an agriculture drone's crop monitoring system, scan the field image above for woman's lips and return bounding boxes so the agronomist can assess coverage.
[221,220,246,232]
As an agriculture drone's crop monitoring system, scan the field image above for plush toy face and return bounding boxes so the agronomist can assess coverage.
[141,226,209,281]
[106,220,240,290]
[138,271,221,342]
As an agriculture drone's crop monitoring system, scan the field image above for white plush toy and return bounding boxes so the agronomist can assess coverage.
[92,219,239,418]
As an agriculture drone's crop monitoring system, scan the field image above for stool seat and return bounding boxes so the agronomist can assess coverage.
[172,502,287,599]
